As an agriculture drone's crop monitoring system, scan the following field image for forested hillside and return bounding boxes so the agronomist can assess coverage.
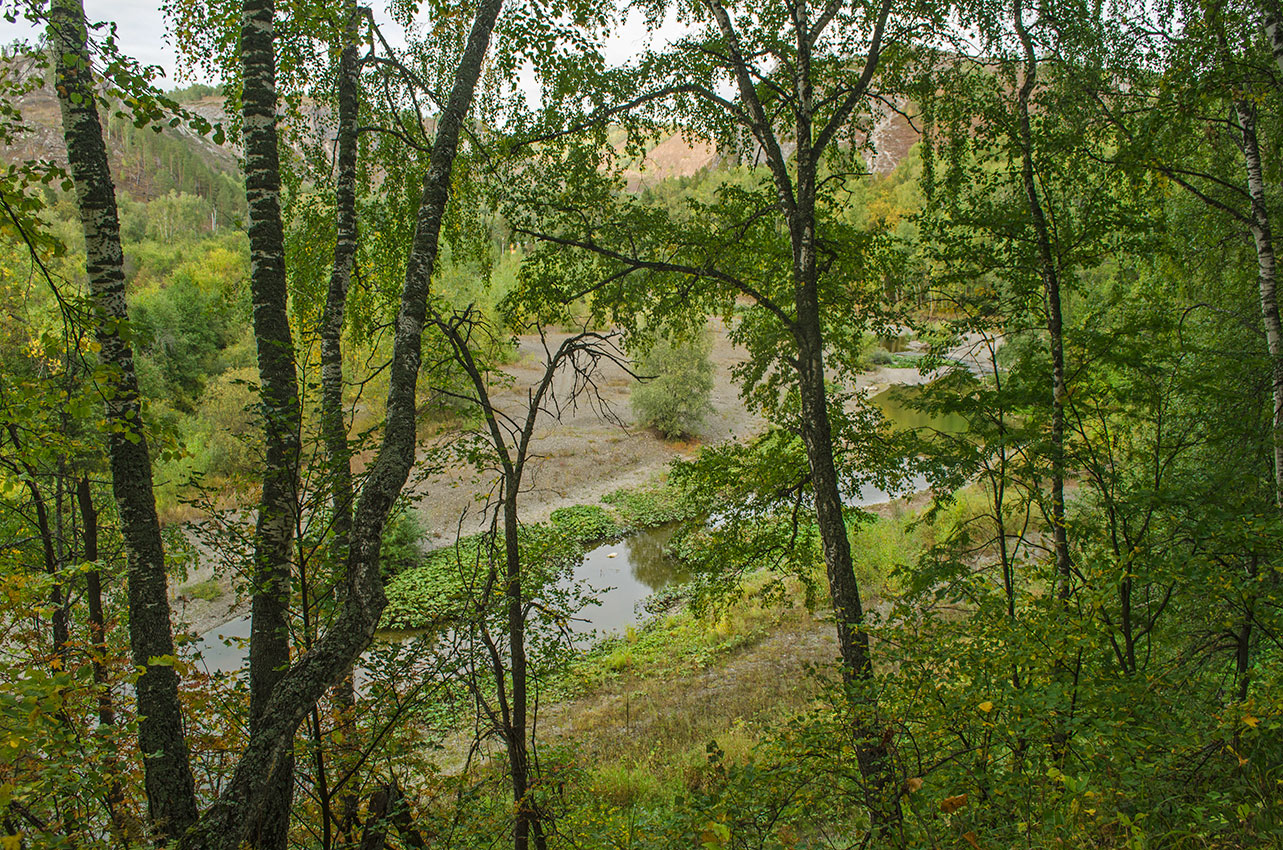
[0,0,1279,849]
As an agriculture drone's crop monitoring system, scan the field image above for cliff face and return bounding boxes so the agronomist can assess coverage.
[2,53,241,203]
[3,48,919,208]
[620,102,921,190]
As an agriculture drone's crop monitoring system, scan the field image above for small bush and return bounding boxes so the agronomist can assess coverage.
[379,509,426,578]
[630,332,715,439]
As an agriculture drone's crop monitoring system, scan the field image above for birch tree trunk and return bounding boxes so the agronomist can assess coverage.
[47,0,199,840]
[239,0,302,845]
[178,2,504,846]
[1232,99,1283,509]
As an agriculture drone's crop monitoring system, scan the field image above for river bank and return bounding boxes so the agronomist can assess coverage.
[172,320,991,638]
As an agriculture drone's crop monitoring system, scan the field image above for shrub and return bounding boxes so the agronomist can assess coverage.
[379,509,426,578]
[630,332,715,439]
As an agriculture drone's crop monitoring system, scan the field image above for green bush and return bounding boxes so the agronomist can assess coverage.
[379,509,426,578]
[630,332,715,439]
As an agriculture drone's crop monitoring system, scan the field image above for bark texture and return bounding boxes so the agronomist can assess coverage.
[239,0,302,845]
[47,0,199,840]
[1262,0,1283,79]
[177,2,504,846]
[1232,99,1283,509]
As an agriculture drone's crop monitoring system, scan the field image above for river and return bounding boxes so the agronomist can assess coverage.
[192,384,962,674]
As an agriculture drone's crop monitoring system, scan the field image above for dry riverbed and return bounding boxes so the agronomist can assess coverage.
[170,321,987,636]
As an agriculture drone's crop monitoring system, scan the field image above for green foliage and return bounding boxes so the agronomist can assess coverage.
[378,509,426,579]
[550,504,621,544]
[630,331,716,439]
[602,480,699,531]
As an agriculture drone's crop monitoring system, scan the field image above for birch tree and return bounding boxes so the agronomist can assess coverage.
[47,0,200,839]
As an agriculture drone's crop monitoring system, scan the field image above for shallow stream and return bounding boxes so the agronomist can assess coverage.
[192,384,961,674]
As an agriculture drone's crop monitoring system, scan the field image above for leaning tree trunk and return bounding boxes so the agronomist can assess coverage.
[47,0,199,840]
[178,2,505,847]
[240,0,303,845]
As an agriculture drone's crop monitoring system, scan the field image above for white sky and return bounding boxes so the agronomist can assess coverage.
[0,2,684,87]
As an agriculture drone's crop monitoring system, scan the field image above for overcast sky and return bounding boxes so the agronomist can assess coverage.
[1,1,183,79]
[0,2,681,87]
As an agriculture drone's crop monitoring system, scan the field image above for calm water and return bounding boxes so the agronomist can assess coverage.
[192,385,959,673]
[567,523,689,641]
[191,523,690,674]
[869,385,969,435]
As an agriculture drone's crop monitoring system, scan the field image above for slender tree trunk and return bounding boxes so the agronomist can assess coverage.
[320,8,362,841]
[787,12,896,817]
[1014,0,1073,600]
[793,275,899,830]
[1233,99,1283,509]
[240,0,302,844]
[178,4,504,847]
[47,1,198,840]
[502,487,544,850]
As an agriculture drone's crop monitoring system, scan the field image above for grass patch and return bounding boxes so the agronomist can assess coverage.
[601,480,698,531]
[184,578,223,602]
[868,347,924,368]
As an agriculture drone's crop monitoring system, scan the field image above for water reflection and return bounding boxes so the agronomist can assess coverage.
[871,386,969,435]
[570,524,689,639]
[624,524,690,591]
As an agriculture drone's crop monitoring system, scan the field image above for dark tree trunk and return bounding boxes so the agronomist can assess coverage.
[699,0,899,830]
[178,2,504,847]
[1013,0,1073,601]
[321,8,362,841]
[47,0,198,840]
[503,490,541,850]
[239,0,302,845]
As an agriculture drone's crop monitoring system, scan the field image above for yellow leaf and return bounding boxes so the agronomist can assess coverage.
[962,831,982,849]
[1244,715,1259,728]
[978,701,993,713]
